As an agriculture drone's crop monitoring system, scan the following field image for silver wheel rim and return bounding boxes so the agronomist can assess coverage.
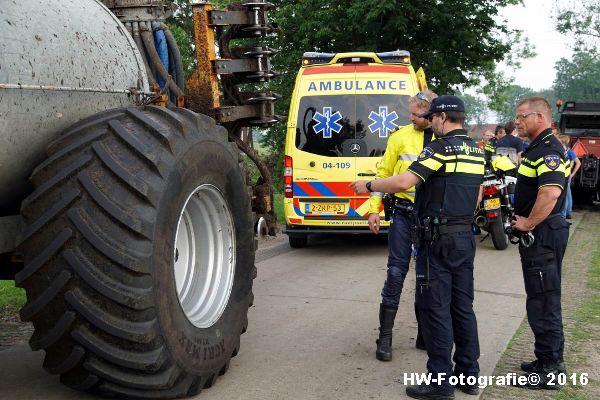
[174,184,236,328]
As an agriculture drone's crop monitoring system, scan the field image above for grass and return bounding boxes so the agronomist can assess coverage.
[550,219,600,400]
[0,280,26,313]
[274,191,285,225]
[482,214,600,400]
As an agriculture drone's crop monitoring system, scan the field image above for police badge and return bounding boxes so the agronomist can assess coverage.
[544,154,560,170]
[418,146,434,161]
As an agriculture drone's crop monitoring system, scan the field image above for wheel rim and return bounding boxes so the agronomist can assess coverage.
[174,184,236,328]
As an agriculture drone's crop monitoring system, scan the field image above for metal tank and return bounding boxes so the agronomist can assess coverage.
[0,0,149,212]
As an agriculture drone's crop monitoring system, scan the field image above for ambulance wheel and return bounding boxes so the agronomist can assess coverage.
[288,235,308,248]
[16,106,255,398]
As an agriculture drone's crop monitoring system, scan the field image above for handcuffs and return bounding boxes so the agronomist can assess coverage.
[505,226,535,247]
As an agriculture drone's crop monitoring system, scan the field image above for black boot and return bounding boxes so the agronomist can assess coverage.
[415,302,426,350]
[376,304,397,361]
[406,384,455,400]
[520,359,566,374]
[514,357,562,390]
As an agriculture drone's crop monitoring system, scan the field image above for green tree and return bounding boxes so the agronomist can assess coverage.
[556,0,600,52]
[461,93,490,129]
[487,85,557,124]
[554,50,600,102]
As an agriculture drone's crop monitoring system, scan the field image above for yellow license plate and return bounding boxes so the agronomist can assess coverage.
[484,198,501,210]
[305,203,345,214]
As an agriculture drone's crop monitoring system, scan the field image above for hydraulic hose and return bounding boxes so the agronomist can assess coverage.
[139,22,184,98]
[132,22,158,87]
[151,21,169,90]
[161,23,185,92]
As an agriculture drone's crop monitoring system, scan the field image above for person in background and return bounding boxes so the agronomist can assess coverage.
[476,129,494,150]
[559,134,580,219]
[497,121,524,162]
[484,125,504,165]
[368,90,438,361]
[505,120,517,136]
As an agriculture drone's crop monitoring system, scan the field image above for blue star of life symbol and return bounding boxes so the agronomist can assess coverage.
[368,106,399,138]
[313,107,343,138]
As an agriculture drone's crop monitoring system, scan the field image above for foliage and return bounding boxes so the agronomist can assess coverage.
[556,0,600,52]
[554,50,600,103]
[486,84,558,123]
[0,281,25,313]
[167,24,196,80]
[461,93,490,128]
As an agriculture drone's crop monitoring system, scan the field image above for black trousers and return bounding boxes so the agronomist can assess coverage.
[415,231,480,390]
[518,215,569,364]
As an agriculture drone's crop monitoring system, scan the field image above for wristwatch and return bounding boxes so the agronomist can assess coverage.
[366,181,373,192]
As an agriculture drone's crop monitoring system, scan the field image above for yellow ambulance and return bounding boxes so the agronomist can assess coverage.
[283,51,427,247]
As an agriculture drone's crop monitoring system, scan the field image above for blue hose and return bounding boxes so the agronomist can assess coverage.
[152,24,169,90]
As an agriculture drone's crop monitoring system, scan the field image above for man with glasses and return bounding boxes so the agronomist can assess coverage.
[368,90,437,362]
[351,95,484,399]
[511,97,569,389]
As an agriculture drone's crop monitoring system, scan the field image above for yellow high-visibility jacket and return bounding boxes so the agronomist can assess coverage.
[368,124,428,214]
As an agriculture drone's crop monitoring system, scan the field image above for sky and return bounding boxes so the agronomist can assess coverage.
[499,0,572,91]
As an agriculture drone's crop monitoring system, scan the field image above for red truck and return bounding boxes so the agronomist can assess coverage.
[558,101,600,203]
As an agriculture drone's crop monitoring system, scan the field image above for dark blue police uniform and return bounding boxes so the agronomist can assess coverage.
[513,129,569,384]
[408,129,485,393]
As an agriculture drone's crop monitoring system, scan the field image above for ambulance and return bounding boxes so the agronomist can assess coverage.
[283,51,427,247]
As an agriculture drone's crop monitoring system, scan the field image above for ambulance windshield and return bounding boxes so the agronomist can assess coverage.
[295,95,410,157]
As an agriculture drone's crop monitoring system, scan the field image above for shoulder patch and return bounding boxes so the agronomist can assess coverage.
[418,146,434,161]
[544,154,561,170]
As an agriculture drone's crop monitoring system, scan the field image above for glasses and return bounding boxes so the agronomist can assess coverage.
[514,112,539,122]
[416,92,430,103]
[427,112,442,122]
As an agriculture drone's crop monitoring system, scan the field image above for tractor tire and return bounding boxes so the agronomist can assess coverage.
[490,218,509,251]
[16,106,256,398]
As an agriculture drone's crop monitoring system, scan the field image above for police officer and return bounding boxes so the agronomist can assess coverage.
[484,125,503,165]
[511,97,569,389]
[351,95,484,399]
[368,90,437,361]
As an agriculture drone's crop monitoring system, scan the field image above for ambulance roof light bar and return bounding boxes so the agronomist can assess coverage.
[302,52,336,65]
[302,50,411,66]
[376,50,411,64]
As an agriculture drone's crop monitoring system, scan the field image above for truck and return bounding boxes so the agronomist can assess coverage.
[557,101,600,203]
[0,1,279,398]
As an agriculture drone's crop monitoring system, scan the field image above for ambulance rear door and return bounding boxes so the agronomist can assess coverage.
[290,64,360,227]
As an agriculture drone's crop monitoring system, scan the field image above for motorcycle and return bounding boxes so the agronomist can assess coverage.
[474,156,517,250]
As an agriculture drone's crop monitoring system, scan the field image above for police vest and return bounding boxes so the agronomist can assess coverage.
[484,137,498,161]
[368,125,433,213]
[514,130,567,217]
[408,130,485,222]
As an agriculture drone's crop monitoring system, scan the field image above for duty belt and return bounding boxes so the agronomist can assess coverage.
[393,197,414,213]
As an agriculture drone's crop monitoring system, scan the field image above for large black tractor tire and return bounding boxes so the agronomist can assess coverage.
[16,106,256,398]
[489,219,509,250]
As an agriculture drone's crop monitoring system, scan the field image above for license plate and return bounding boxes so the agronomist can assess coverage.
[305,203,345,214]
[484,198,501,210]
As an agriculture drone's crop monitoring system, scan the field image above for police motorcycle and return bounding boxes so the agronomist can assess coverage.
[474,155,517,250]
